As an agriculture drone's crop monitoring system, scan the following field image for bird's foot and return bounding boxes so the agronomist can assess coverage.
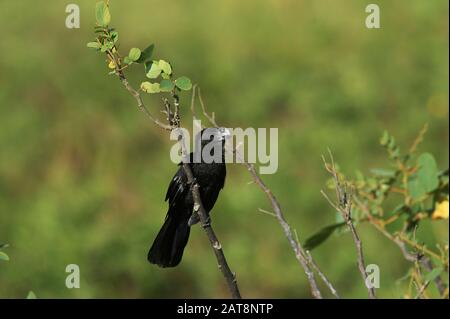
[188,213,200,226]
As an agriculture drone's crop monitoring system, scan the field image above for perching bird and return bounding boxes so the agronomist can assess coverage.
[148,127,229,267]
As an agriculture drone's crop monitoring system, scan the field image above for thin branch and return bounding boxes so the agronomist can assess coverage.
[305,250,340,299]
[116,68,173,131]
[420,257,446,297]
[190,84,197,117]
[107,49,241,299]
[191,87,325,299]
[322,151,376,299]
[198,87,219,128]
[258,208,277,218]
[414,280,431,299]
[293,230,340,299]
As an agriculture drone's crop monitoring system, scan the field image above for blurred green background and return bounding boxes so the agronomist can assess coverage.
[0,0,448,298]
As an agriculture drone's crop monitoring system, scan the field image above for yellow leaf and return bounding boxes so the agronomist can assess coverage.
[108,60,116,69]
[432,200,449,220]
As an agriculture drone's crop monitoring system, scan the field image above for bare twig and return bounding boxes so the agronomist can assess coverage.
[420,257,446,297]
[293,229,340,298]
[408,123,428,155]
[106,49,241,299]
[414,280,431,299]
[322,150,376,299]
[116,71,173,131]
[243,159,322,298]
[305,250,340,299]
[198,88,219,128]
[190,89,324,298]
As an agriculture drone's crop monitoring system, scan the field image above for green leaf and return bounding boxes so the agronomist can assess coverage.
[304,222,346,251]
[0,243,9,249]
[424,267,443,282]
[26,291,37,299]
[110,31,119,43]
[161,73,171,80]
[141,82,160,94]
[136,44,154,63]
[146,62,162,79]
[158,60,172,75]
[128,48,141,62]
[87,42,101,49]
[123,56,133,65]
[408,177,426,200]
[380,130,389,146]
[95,1,111,27]
[104,41,114,50]
[174,76,192,91]
[417,153,439,193]
[0,251,9,261]
[160,79,175,92]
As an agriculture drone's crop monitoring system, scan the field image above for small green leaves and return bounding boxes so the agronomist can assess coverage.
[128,48,141,62]
[175,76,192,91]
[124,48,141,64]
[136,44,154,64]
[380,130,390,146]
[146,62,162,79]
[304,222,346,251]
[110,30,119,43]
[424,267,444,282]
[161,73,171,80]
[408,178,425,200]
[158,60,172,75]
[0,251,9,261]
[380,130,400,160]
[87,42,101,49]
[408,153,439,200]
[95,1,111,27]
[26,291,37,299]
[145,60,172,79]
[0,243,9,261]
[160,79,175,92]
[416,153,439,193]
[141,81,160,93]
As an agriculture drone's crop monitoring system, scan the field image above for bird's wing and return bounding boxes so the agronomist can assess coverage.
[165,165,189,206]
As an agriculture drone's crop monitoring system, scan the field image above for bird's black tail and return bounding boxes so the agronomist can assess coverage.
[148,209,191,268]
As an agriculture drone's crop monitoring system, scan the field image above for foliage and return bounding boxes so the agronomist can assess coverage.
[0,243,9,262]
[306,127,449,298]
[87,1,192,96]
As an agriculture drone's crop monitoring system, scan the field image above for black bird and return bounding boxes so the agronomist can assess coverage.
[148,127,229,267]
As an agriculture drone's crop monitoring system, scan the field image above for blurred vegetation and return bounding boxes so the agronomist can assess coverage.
[0,0,448,298]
